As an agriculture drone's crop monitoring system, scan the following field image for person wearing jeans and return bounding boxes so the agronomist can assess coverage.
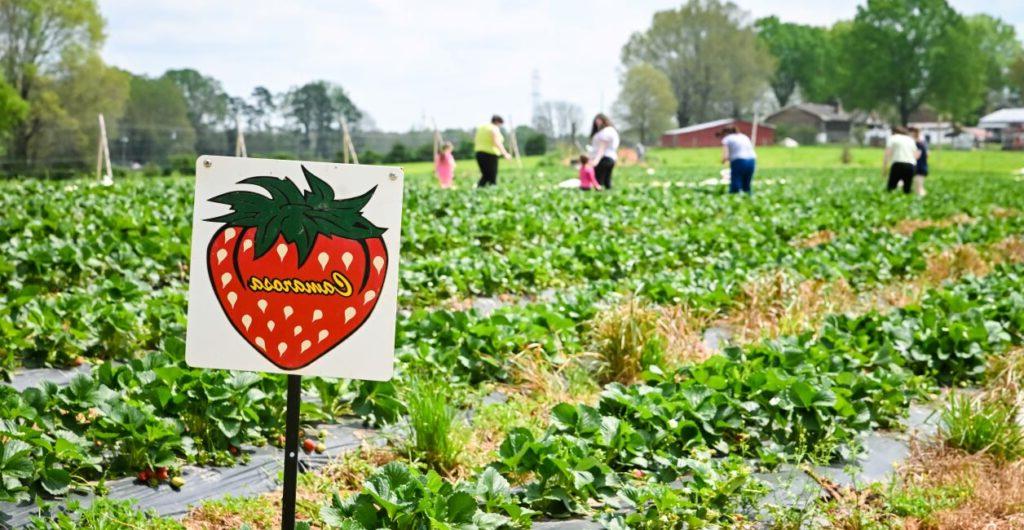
[729,157,756,193]
[718,125,757,194]
[473,115,512,187]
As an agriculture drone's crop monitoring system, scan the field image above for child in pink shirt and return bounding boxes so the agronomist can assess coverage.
[435,141,456,189]
[578,155,600,190]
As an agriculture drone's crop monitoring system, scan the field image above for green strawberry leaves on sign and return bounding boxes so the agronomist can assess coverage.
[208,165,385,267]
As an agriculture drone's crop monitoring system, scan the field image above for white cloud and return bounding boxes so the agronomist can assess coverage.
[98,0,1023,131]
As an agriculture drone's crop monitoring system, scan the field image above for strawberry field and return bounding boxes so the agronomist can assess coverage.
[1,146,1023,529]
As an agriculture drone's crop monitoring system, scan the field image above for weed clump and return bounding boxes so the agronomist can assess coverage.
[587,297,666,384]
[403,377,465,474]
[940,393,1024,463]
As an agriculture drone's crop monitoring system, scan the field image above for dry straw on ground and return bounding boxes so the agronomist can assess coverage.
[722,236,1024,346]
[893,213,976,236]
[899,442,1024,530]
[790,229,837,248]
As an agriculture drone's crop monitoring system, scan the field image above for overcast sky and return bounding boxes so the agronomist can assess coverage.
[98,0,1023,132]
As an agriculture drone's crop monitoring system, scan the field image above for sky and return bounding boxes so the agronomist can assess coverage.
[99,0,1023,132]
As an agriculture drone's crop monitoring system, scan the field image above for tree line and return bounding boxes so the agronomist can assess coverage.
[3,0,1023,174]
[614,0,1024,144]
[0,1,553,176]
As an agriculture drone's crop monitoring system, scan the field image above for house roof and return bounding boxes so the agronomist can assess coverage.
[768,103,850,122]
[663,119,734,135]
[979,108,1024,128]
[663,118,774,136]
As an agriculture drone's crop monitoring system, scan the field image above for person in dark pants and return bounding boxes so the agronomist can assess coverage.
[910,127,928,196]
[474,115,512,187]
[718,125,757,194]
[587,114,620,189]
[883,126,920,194]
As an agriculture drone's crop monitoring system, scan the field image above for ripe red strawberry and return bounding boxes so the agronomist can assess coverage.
[302,438,316,454]
[155,467,169,481]
[137,469,151,482]
[206,166,389,370]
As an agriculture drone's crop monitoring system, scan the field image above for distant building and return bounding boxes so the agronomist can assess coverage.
[660,119,775,148]
[906,106,952,146]
[979,108,1024,150]
[765,103,851,143]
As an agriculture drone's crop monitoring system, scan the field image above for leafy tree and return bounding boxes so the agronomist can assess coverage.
[118,75,195,164]
[359,150,383,164]
[1010,55,1024,104]
[284,80,362,159]
[162,69,229,153]
[622,0,775,126]
[966,14,1024,110]
[0,76,28,150]
[415,142,435,162]
[755,17,838,106]
[36,55,129,167]
[838,0,985,125]
[383,142,408,164]
[614,64,677,144]
[523,133,547,155]
[246,86,276,131]
[0,0,105,163]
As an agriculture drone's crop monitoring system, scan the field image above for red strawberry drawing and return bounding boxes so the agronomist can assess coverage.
[206,165,388,370]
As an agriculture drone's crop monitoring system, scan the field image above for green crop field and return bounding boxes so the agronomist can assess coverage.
[1,147,1023,528]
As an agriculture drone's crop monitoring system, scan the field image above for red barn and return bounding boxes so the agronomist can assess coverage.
[660,119,775,148]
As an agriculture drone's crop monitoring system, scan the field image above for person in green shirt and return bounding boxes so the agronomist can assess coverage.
[473,115,512,187]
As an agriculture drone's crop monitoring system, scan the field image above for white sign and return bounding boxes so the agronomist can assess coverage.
[185,156,403,380]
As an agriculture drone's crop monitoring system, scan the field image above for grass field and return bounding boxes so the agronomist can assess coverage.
[395,145,1024,178]
[1,147,1023,528]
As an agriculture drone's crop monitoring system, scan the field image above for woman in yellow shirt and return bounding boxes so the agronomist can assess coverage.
[474,115,512,187]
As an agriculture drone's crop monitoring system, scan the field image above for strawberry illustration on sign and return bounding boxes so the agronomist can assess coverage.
[205,166,388,370]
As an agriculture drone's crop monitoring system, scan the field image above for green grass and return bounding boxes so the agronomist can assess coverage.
[404,377,465,473]
[648,145,1024,173]
[940,393,1024,462]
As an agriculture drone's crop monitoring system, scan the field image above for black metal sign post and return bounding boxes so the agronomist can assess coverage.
[281,374,302,530]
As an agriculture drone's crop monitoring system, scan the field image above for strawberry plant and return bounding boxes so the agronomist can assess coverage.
[319,462,525,529]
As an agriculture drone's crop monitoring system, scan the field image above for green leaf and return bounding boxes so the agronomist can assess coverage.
[40,468,72,495]
[445,492,477,523]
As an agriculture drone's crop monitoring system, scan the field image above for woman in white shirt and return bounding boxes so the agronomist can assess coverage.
[588,114,620,189]
[718,125,757,194]
[883,126,920,194]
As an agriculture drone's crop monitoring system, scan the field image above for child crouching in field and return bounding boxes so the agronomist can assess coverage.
[579,155,601,191]
[435,141,456,189]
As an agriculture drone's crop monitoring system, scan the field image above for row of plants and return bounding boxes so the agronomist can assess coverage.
[4,167,1020,301]
[1,239,1022,507]
[310,264,1024,528]
[0,254,1017,510]
[2,188,1021,374]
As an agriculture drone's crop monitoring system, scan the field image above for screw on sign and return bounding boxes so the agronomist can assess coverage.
[184,156,404,529]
